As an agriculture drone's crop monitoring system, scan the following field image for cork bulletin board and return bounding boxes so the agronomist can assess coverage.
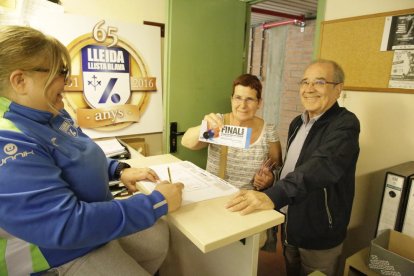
[318,8,414,94]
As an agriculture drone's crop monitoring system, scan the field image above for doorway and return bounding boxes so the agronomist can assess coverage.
[247,0,318,151]
[247,2,317,275]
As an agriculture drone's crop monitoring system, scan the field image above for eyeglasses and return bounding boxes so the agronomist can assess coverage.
[30,67,70,83]
[232,95,258,105]
[299,79,340,89]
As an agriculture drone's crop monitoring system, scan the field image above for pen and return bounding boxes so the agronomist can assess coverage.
[167,166,172,183]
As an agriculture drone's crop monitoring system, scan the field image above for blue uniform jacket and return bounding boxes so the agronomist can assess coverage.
[0,97,167,272]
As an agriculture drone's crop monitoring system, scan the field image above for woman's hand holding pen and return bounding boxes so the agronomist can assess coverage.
[120,166,184,212]
[120,167,159,193]
[155,181,184,213]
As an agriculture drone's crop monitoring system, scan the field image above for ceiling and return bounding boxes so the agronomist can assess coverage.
[250,0,318,26]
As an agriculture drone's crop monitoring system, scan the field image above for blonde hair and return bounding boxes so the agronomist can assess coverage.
[0,25,71,111]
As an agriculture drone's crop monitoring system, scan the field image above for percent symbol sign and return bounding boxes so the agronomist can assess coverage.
[98,78,121,104]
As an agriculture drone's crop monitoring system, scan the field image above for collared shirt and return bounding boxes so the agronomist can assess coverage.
[280,112,322,180]
[278,112,322,212]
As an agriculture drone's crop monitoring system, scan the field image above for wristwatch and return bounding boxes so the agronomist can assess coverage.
[114,162,131,180]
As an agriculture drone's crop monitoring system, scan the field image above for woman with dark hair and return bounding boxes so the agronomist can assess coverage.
[182,73,282,191]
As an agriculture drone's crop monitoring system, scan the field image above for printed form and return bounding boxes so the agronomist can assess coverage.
[138,161,239,205]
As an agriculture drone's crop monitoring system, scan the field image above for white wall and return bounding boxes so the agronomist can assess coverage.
[339,91,414,176]
[62,0,166,24]
[326,0,413,21]
[325,0,414,261]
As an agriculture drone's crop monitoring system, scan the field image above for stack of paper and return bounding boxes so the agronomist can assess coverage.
[95,138,128,158]
[138,161,239,206]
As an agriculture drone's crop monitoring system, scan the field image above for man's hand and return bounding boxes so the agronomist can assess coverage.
[225,190,275,215]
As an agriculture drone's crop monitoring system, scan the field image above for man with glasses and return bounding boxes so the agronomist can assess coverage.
[226,60,360,276]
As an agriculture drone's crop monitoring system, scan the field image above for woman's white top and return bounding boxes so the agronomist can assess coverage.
[206,123,279,189]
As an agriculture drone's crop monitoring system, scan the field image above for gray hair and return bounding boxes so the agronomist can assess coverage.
[308,59,345,83]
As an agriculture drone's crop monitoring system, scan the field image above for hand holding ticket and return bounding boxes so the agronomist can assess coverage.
[198,119,252,149]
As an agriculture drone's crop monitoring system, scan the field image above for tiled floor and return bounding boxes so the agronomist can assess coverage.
[258,227,286,276]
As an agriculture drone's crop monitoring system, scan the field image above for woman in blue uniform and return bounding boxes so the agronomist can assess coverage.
[0,25,183,275]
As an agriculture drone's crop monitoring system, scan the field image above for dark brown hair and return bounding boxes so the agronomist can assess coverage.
[232,74,262,100]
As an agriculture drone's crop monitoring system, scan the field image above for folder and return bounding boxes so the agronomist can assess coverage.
[376,161,414,237]
[376,172,406,236]
[401,177,414,237]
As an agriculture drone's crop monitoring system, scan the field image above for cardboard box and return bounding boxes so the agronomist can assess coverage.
[368,229,414,275]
